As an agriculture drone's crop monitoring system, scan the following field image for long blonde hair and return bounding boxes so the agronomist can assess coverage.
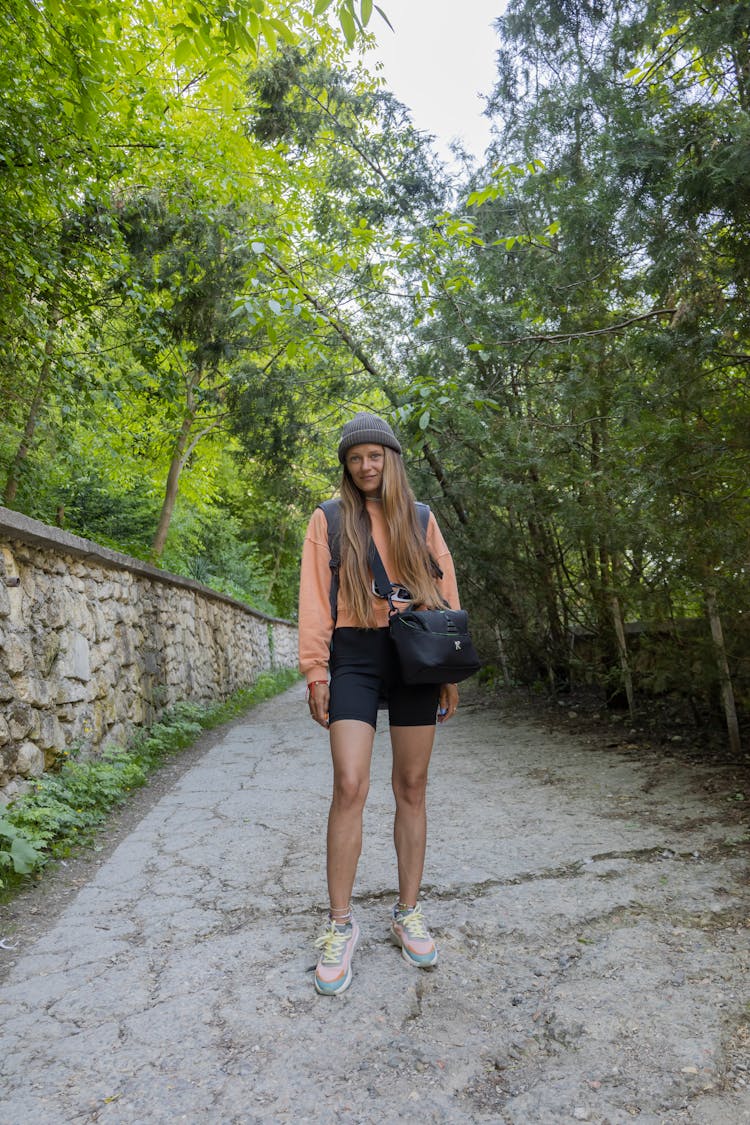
[339,447,444,627]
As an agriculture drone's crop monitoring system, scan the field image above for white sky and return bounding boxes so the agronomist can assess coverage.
[363,1,507,166]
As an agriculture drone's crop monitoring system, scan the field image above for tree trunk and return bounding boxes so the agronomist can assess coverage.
[4,304,60,506]
[704,587,742,755]
[610,590,635,719]
[265,519,287,601]
[150,410,196,560]
[494,625,512,687]
[421,441,469,525]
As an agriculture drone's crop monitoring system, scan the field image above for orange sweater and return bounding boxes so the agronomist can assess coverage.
[298,500,461,683]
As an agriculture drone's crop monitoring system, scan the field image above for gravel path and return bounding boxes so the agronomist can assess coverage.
[1,684,749,1124]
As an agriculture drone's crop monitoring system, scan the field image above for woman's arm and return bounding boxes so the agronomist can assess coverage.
[298,507,335,685]
[426,513,461,610]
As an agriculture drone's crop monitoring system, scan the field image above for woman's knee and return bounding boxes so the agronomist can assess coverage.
[332,771,370,811]
[392,771,428,808]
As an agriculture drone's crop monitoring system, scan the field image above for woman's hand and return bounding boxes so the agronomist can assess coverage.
[308,681,330,728]
[438,683,459,723]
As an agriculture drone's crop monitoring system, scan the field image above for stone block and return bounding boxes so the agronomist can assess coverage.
[19,570,36,599]
[56,631,91,682]
[129,696,145,725]
[16,741,45,778]
[36,713,65,753]
[13,673,52,707]
[64,707,95,750]
[105,721,129,748]
[1,633,31,675]
[93,605,109,640]
[56,679,88,704]
[40,632,61,676]
[8,701,35,741]
[96,637,116,669]
[41,591,67,628]
[0,581,10,618]
[0,715,9,747]
[93,672,111,700]
[0,544,16,572]
[117,628,136,668]
[0,778,31,804]
[70,599,94,634]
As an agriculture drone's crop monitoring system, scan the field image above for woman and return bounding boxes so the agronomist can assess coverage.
[298,412,460,996]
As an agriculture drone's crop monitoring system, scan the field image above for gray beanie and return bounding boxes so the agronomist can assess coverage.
[337,412,402,463]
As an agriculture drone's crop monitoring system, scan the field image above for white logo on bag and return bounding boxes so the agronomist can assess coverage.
[454,641,462,650]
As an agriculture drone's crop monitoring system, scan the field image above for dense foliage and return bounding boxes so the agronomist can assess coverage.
[1,0,748,744]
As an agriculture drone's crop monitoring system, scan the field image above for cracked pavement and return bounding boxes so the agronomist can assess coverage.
[1,684,749,1124]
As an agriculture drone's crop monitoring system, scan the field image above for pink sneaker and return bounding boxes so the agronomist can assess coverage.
[314,917,360,995]
[391,904,438,968]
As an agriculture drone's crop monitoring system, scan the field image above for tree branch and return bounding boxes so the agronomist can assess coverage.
[487,308,677,347]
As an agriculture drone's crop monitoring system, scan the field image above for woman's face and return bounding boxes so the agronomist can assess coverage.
[345,443,385,496]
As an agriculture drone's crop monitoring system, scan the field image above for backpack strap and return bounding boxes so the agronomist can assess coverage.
[318,499,342,626]
[318,498,440,625]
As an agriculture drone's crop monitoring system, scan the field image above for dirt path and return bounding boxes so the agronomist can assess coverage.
[1,685,749,1124]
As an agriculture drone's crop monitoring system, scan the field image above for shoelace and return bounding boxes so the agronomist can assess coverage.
[397,906,429,939]
[315,922,351,965]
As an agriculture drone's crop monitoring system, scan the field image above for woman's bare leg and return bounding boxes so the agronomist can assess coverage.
[326,719,375,919]
[390,724,437,906]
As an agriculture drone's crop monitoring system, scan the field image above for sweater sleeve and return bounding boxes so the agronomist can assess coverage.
[298,507,335,683]
[426,513,461,610]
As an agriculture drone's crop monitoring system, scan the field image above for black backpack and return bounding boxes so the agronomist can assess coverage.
[318,498,438,625]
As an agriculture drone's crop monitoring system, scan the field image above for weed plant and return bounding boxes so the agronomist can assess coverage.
[0,669,299,891]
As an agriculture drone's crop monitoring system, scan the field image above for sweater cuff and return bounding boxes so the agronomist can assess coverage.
[306,666,329,685]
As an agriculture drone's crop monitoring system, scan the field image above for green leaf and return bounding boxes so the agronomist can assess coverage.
[314,0,335,13]
[10,833,42,874]
[266,17,297,45]
[174,38,194,67]
[374,5,394,32]
[260,18,277,50]
[339,6,357,44]
[419,409,431,430]
[361,0,373,25]
[0,819,42,875]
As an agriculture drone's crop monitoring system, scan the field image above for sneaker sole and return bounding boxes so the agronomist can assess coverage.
[314,925,359,996]
[314,966,353,995]
[390,926,438,969]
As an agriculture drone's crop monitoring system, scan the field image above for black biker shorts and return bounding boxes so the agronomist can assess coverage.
[328,627,441,730]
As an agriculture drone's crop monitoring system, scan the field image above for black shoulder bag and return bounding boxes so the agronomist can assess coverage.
[368,541,481,685]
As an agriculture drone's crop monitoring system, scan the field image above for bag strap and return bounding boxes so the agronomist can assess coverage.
[318,498,438,624]
[367,539,398,616]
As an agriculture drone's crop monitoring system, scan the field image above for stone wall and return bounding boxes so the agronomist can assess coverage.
[0,507,298,802]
